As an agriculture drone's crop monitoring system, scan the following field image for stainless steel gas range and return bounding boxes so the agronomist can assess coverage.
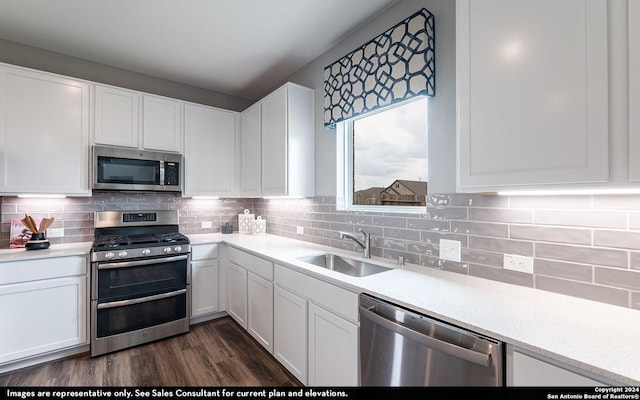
[90,210,191,357]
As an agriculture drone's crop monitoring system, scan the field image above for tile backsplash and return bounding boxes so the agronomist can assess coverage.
[253,194,640,311]
[2,192,640,311]
[0,192,253,246]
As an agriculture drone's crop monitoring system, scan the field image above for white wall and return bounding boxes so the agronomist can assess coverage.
[284,0,457,195]
[0,38,252,111]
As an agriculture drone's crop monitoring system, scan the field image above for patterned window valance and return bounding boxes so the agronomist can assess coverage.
[323,8,435,128]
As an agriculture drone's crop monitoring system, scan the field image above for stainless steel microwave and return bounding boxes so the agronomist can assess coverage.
[92,145,182,192]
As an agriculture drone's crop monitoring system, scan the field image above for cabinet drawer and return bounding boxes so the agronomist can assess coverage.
[0,256,87,285]
[191,243,219,260]
[274,264,358,323]
[228,247,273,281]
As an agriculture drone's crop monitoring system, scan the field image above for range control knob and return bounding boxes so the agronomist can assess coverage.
[104,252,115,260]
[163,247,172,254]
[118,251,128,258]
[142,249,151,256]
[173,246,182,253]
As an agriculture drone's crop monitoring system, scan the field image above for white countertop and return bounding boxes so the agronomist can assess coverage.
[190,233,640,386]
[0,242,92,261]
[2,234,638,385]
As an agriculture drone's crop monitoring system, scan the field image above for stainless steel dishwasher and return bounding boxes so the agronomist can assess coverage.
[359,293,504,386]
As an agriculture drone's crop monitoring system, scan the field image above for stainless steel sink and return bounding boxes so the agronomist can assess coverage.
[297,253,392,277]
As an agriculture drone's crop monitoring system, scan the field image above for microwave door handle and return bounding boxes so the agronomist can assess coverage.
[159,161,165,185]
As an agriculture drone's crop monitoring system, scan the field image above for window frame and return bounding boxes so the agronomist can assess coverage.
[335,101,428,214]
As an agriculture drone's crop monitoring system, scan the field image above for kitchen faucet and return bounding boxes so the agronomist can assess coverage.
[338,229,371,258]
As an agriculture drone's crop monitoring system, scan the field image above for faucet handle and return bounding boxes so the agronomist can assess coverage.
[358,228,370,238]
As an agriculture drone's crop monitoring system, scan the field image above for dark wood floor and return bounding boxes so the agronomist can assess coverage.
[0,317,302,387]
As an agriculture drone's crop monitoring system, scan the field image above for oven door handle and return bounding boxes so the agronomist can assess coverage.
[97,288,187,309]
[97,255,189,270]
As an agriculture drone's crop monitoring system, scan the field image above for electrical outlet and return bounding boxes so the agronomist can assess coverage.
[503,254,534,274]
[439,239,461,262]
[201,221,212,229]
[46,228,64,237]
[296,226,304,235]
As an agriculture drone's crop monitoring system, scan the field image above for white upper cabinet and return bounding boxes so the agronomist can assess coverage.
[183,103,238,197]
[143,94,183,152]
[240,103,262,196]
[94,85,183,153]
[239,82,314,197]
[0,64,90,195]
[94,85,140,148]
[456,0,609,191]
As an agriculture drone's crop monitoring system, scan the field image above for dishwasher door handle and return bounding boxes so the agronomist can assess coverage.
[359,304,493,367]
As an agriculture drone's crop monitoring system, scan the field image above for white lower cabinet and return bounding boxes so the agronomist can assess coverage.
[227,262,248,327]
[273,286,308,384]
[507,345,620,386]
[0,256,88,366]
[190,244,220,320]
[308,302,358,386]
[247,272,274,353]
[226,247,274,353]
[273,264,359,386]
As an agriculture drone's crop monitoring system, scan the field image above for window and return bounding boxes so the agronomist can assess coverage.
[337,97,428,213]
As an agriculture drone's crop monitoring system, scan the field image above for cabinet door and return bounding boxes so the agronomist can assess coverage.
[261,86,288,195]
[191,259,219,318]
[143,94,183,152]
[0,66,90,195]
[247,272,274,353]
[308,303,358,386]
[274,286,308,384]
[0,276,87,363]
[94,84,140,148]
[184,103,237,196]
[507,346,612,386]
[240,103,261,196]
[456,0,609,190]
[227,262,247,328]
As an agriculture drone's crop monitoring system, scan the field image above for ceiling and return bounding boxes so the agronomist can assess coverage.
[0,0,399,100]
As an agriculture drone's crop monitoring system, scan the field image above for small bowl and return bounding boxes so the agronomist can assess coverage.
[26,233,50,250]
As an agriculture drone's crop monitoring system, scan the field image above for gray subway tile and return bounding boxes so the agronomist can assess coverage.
[468,236,533,256]
[450,193,508,208]
[407,241,438,257]
[594,267,640,291]
[422,231,468,246]
[535,275,629,307]
[383,227,420,242]
[535,209,627,229]
[407,217,450,232]
[631,252,640,271]
[534,259,593,282]
[632,292,640,310]
[451,221,508,238]
[511,225,591,245]
[592,194,640,209]
[372,215,406,228]
[440,259,470,275]
[427,207,468,221]
[536,243,628,268]
[594,230,640,250]
[630,212,640,230]
[462,248,505,269]
[468,208,532,224]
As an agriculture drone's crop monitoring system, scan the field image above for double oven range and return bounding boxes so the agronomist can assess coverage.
[90,210,191,357]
